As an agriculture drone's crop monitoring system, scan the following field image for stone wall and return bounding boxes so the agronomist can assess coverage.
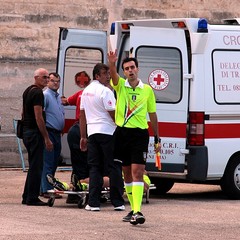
[1,0,239,62]
[0,0,239,166]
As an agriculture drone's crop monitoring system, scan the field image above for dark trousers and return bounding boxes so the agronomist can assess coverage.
[22,129,44,202]
[67,123,88,180]
[87,133,124,207]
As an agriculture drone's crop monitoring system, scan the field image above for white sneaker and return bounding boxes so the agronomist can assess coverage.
[85,204,100,211]
[114,205,125,211]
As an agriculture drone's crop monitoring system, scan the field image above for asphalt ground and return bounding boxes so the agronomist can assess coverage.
[0,169,239,240]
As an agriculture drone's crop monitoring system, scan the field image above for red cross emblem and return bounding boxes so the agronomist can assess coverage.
[154,74,165,85]
[148,69,170,91]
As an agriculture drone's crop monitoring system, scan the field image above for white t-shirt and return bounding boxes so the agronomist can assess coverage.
[80,80,116,136]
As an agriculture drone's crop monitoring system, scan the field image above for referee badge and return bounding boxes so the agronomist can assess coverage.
[132,95,136,101]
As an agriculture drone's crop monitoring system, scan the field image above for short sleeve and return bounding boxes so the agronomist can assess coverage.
[102,88,116,111]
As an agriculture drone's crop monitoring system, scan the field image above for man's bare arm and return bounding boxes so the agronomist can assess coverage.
[80,109,87,151]
[34,105,53,151]
[149,112,161,153]
[107,50,119,86]
[108,110,115,122]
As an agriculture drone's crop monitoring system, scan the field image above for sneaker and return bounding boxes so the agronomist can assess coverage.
[71,174,83,191]
[122,210,133,222]
[46,174,68,191]
[130,212,145,225]
[114,205,125,211]
[85,204,100,211]
[81,183,88,191]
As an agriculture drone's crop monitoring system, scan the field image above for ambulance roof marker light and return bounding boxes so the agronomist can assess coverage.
[197,18,208,33]
[110,22,115,35]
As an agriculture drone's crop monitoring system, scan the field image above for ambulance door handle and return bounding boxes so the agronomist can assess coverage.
[183,74,194,80]
[180,149,190,154]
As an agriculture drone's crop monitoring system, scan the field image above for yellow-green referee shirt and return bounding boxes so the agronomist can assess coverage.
[112,77,156,129]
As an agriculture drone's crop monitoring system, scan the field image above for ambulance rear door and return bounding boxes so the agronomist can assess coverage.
[127,26,190,174]
[56,28,107,163]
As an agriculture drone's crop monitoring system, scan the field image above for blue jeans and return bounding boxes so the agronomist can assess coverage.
[41,130,62,193]
[22,128,44,202]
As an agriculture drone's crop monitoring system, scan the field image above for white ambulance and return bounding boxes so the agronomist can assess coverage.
[57,18,240,199]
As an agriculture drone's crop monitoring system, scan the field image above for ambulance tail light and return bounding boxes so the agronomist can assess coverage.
[172,21,186,28]
[121,23,133,31]
[188,112,204,146]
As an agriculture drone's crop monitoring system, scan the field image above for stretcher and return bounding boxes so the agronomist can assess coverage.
[47,184,156,208]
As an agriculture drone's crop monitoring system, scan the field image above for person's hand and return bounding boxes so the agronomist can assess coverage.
[61,96,68,105]
[154,136,161,153]
[154,142,161,154]
[80,137,88,151]
[107,49,118,64]
[45,138,53,151]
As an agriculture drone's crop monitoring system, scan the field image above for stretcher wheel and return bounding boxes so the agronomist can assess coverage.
[77,198,84,208]
[48,197,55,207]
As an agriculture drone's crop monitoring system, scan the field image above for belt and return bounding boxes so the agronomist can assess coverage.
[46,127,62,134]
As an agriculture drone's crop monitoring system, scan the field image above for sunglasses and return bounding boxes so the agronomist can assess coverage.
[37,75,50,79]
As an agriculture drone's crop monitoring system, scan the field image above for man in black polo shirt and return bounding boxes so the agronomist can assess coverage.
[22,68,53,206]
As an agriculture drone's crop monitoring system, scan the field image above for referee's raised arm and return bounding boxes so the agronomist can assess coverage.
[108,50,119,86]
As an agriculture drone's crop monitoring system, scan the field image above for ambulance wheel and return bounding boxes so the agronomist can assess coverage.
[150,178,174,195]
[48,197,55,207]
[220,155,240,200]
[77,198,84,208]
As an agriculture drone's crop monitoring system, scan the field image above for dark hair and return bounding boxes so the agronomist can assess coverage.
[75,71,91,85]
[92,63,109,79]
[121,57,139,70]
[49,72,61,79]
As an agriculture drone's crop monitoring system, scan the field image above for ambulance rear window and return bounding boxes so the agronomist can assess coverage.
[136,46,182,103]
[63,47,103,97]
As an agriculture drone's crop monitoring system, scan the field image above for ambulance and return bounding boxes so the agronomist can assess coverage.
[56,18,240,199]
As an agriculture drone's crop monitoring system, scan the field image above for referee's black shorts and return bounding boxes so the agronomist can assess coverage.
[113,126,149,166]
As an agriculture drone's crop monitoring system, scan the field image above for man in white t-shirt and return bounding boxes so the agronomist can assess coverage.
[80,63,125,211]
